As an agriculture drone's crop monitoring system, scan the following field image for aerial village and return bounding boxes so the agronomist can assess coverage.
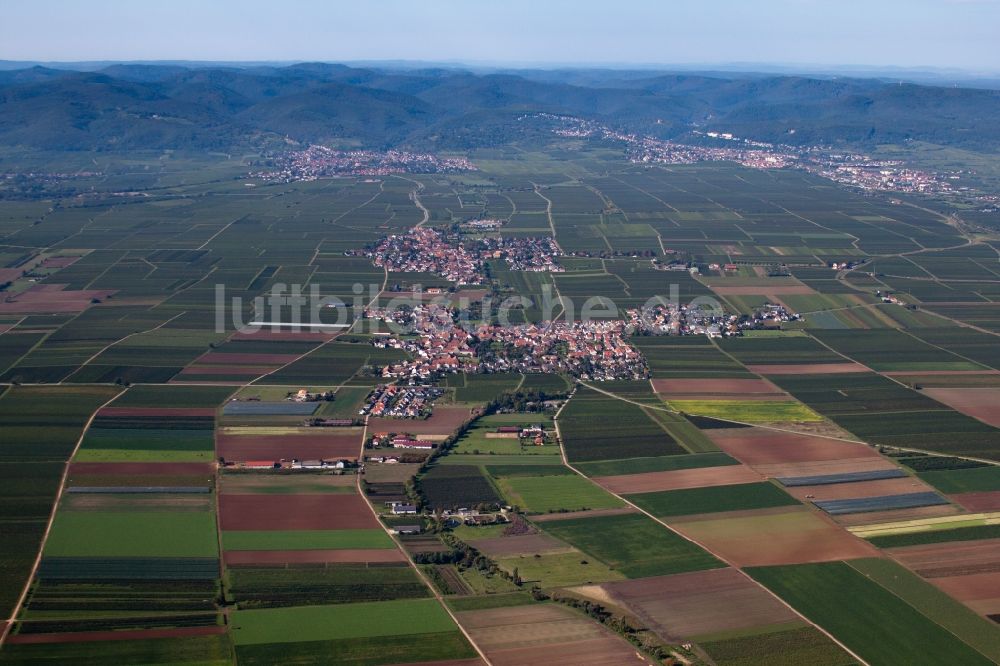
[360,227,564,283]
[538,113,962,196]
[249,144,477,182]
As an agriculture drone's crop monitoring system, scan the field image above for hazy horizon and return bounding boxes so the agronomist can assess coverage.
[2,0,999,73]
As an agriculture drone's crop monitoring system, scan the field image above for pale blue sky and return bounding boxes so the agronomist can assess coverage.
[2,0,998,71]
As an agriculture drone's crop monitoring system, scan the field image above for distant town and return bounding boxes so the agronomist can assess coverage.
[250,145,477,182]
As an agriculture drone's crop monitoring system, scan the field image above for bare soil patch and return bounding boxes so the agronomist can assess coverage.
[471,533,574,558]
[667,506,878,567]
[950,491,1000,512]
[707,428,879,466]
[455,605,652,666]
[889,538,1000,579]
[217,432,361,461]
[594,465,761,494]
[922,388,1000,427]
[598,567,797,640]
[219,493,377,530]
[223,549,405,565]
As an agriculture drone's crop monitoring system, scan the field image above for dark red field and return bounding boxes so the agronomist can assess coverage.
[950,491,1000,511]
[98,407,217,418]
[216,433,361,461]
[223,548,406,565]
[67,462,216,476]
[219,493,377,530]
[196,352,303,365]
[5,626,226,645]
[0,284,116,313]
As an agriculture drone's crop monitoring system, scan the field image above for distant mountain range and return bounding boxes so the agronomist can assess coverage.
[1,62,998,153]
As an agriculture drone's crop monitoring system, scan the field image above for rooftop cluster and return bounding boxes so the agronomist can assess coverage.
[251,145,476,182]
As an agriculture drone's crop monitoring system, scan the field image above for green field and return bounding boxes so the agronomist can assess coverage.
[627,482,799,518]
[540,513,723,578]
[497,474,624,513]
[747,561,995,666]
[918,466,1000,493]
[574,452,738,477]
[697,625,856,666]
[0,634,233,666]
[496,551,625,587]
[45,511,219,558]
[231,598,458,645]
[846,558,1000,661]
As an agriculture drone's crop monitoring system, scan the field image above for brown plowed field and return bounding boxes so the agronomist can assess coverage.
[651,378,782,395]
[5,625,226,644]
[930,572,1000,614]
[667,507,878,567]
[223,549,405,565]
[830,503,959,527]
[471,533,573,558]
[369,407,472,436]
[216,433,360,461]
[889,539,1000,579]
[0,284,117,313]
[922,388,1000,427]
[747,457,899,479]
[598,567,797,640]
[783,477,932,502]
[594,465,761,494]
[455,605,652,666]
[219,494,377,530]
[950,491,1000,512]
[67,462,215,476]
[98,407,218,417]
[748,362,869,375]
[196,352,302,365]
[707,428,879,466]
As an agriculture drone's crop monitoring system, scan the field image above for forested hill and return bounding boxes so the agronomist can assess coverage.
[1,62,998,152]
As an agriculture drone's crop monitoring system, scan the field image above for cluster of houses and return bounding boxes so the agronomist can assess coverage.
[249,145,476,182]
[369,432,436,450]
[493,424,549,446]
[367,300,755,381]
[460,218,506,231]
[359,384,445,419]
[476,318,649,380]
[222,458,356,471]
[363,227,566,285]
[746,303,801,327]
[366,228,484,284]
[476,236,564,272]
